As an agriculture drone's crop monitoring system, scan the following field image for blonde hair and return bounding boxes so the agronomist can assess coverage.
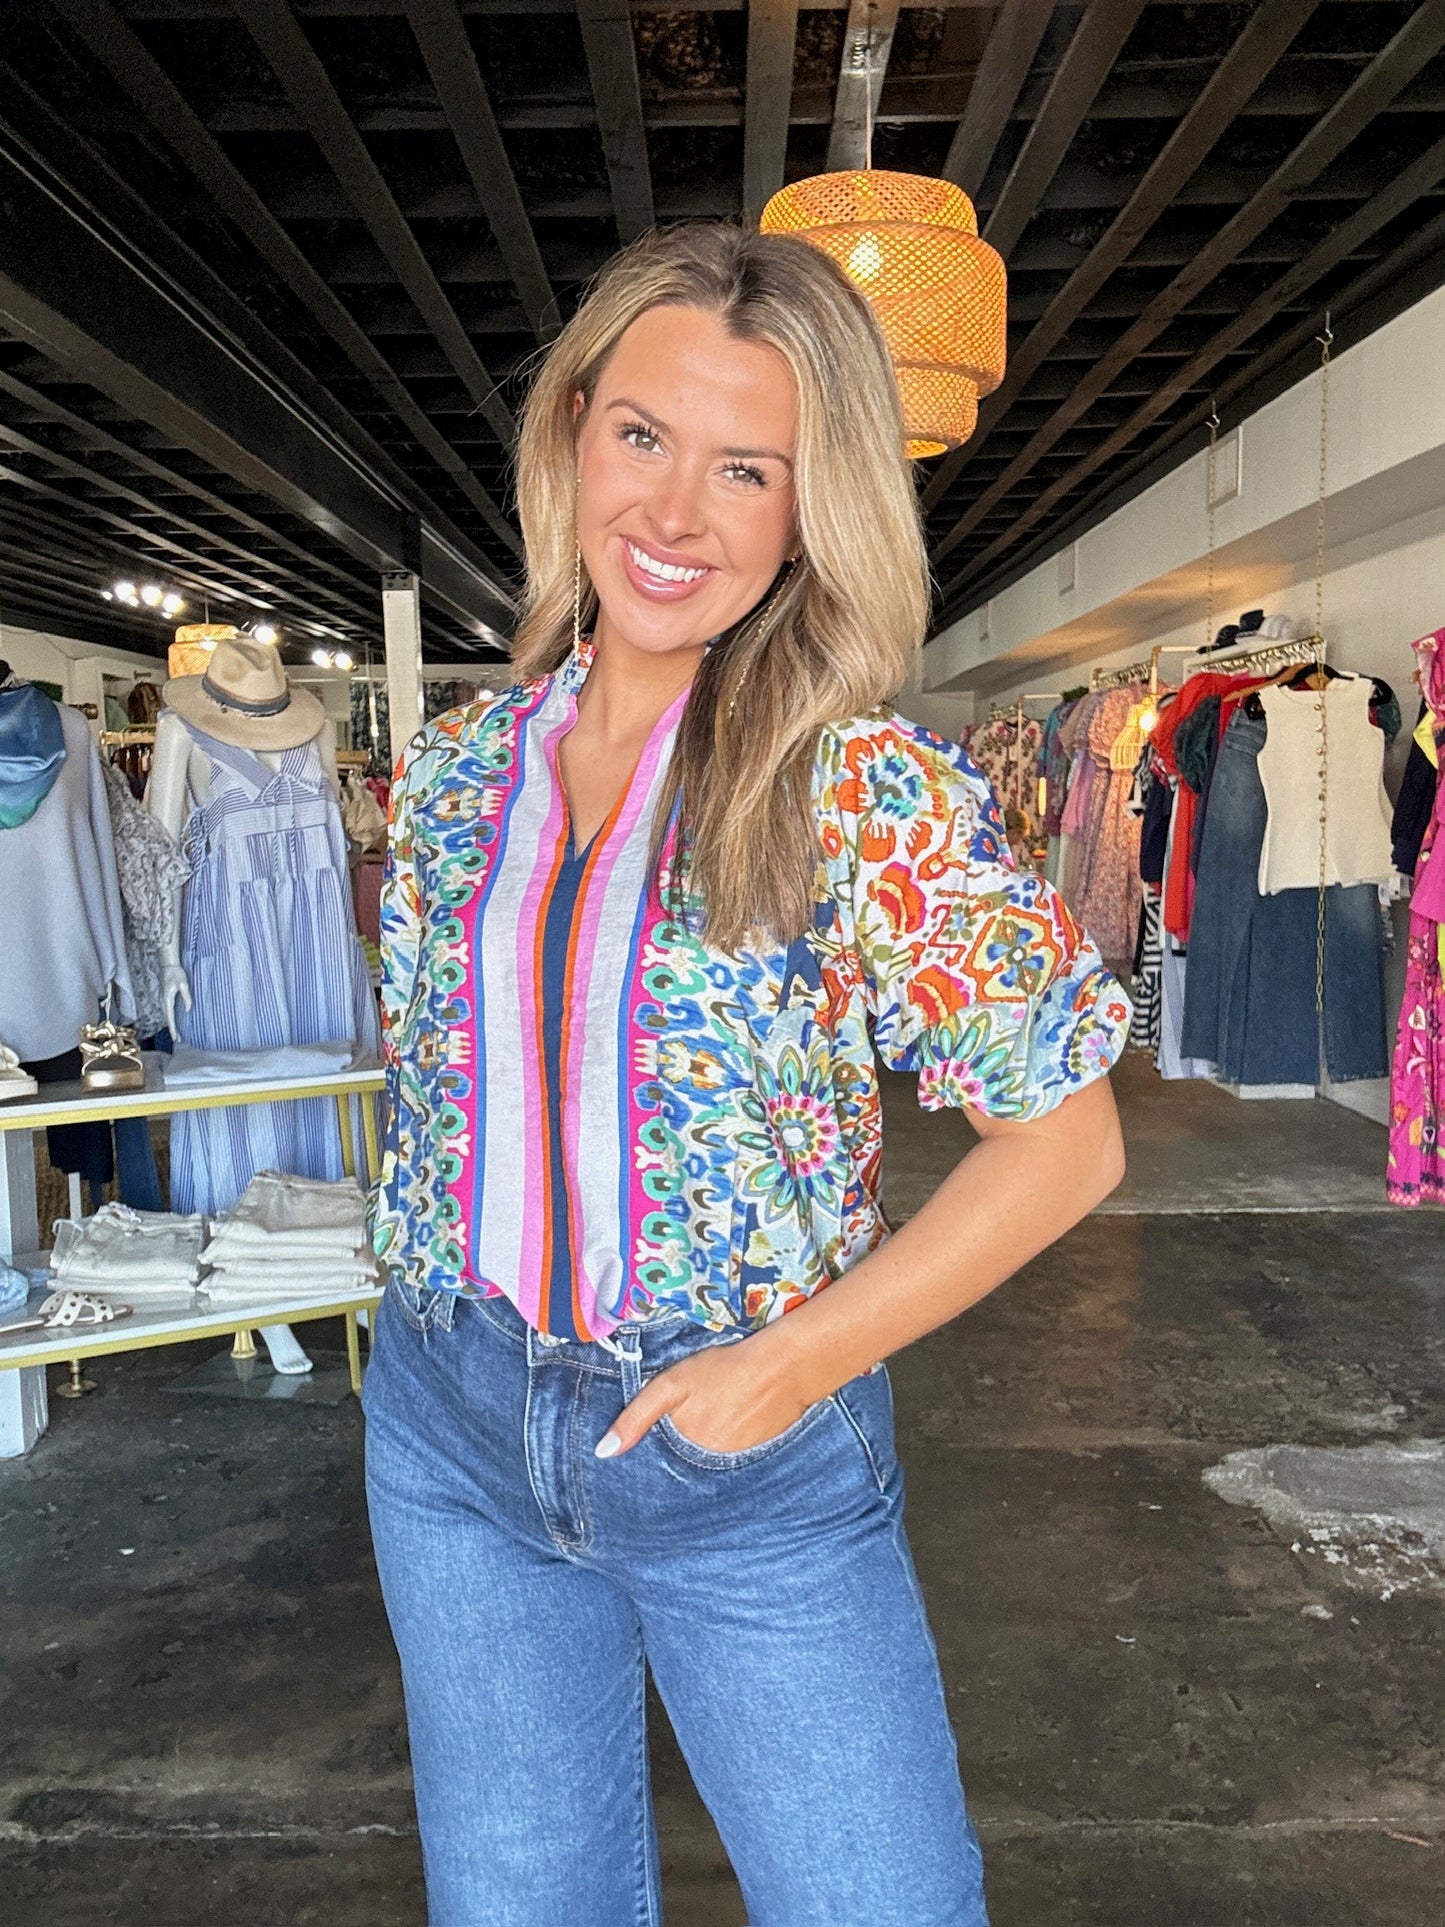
[512,222,929,948]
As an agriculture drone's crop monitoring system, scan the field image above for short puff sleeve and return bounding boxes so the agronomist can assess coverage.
[817,716,1132,1119]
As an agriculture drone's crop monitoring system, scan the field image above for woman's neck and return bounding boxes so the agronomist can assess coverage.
[579,619,705,739]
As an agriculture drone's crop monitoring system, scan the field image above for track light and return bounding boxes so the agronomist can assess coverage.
[162,593,185,616]
[252,623,278,645]
[115,580,136,604]
[311,647,331,668]
[333,650,354,671]
[140,583,163,607]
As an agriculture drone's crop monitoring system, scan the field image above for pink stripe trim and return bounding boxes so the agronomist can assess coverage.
[560,685,689,1334]
[511,712,574,1327]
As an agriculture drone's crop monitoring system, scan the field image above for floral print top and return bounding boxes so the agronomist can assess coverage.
[371,644,1131,1338]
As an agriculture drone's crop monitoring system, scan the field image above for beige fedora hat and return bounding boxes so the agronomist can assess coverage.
[163,638,326,752]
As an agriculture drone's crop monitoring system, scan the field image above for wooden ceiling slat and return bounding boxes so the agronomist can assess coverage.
[825,0,902,173]
[744,0,799,222]
[575,0,656,241]
[981,0,1149,259]
[931,0,1445,571]
[403,0,559,340]
[943,123,1445,602]
[44,0,522,555]
[940,0,1055,202]
[922,0,1324,512]
[231,0,517,445]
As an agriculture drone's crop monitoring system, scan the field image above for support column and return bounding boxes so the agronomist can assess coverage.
[0,1130,49,1458]
[381,571,424,766]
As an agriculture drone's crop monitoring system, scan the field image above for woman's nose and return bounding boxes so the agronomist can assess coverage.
[645,467,707,545]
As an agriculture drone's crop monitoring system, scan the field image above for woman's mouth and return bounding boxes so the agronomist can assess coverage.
[619,537,715,602]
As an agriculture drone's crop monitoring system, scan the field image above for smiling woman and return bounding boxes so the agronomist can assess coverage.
[364,221,1129,1927]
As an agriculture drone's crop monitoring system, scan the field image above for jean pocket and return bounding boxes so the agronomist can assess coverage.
[657,1393,839,1471]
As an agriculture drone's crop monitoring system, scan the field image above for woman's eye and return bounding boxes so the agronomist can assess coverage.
[723,463,767,489]
[621,422,660,453]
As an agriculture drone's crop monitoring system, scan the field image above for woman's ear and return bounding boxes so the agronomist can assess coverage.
[572,389,586,421]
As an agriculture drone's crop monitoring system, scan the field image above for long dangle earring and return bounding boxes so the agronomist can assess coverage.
[728,556,797,719]
[573,542,583,654]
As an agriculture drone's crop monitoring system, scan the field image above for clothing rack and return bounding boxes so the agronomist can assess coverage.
[1091,659,1150,691]
[1185,633,1325,677]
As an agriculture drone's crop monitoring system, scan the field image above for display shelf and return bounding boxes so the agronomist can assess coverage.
[0,1272,383,1395]
[0,1058,388,1454]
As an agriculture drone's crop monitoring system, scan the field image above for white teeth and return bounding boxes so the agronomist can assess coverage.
[627,540,707,584]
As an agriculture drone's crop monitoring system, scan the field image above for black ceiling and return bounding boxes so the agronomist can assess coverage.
[3,1,1445,666]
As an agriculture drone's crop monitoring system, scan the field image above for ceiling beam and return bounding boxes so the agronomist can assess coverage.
[922,0,1322,511]
[744,0,800,223]
[574,0,655,241]
[941,126,1445,602]
[230,0,516,447]
[1019,202,1445,591]
[0,366,392,618]
[0,111,514,634]
[825,0,901,172]
[0,419,373,618]
[981,0,1148,259]
[940,0,1055,201]
[40,0,521,555]
[930,0,1445,569]
[403,0,558,341]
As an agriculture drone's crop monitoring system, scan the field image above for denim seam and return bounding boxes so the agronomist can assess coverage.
[569,1367,596,1555]
[632,1636,662,1927]
[833,1384,889,1496]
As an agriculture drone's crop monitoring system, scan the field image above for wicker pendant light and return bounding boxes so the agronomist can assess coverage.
[756,9,1005,459]
[760,169,1006,457]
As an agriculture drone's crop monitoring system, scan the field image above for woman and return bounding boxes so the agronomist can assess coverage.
[365,223,1130,1926]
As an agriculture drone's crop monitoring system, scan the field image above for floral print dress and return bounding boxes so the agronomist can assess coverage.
[372,645,1131,1337]
[1388,628,1445,1205]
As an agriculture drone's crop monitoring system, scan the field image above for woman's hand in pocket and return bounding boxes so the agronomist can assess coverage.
[595,1333,815,1460]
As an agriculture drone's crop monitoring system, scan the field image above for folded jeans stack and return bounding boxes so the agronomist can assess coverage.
[200,1170,378,1305]
[49,1202,206,1304]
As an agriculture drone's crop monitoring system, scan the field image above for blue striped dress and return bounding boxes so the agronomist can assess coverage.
[168,720,380,1216]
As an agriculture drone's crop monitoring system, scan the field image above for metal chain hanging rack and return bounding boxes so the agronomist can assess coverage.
[1312,314,1333,1027]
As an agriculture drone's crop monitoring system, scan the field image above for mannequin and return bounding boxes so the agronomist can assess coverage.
[147,715,341,1036]
[148,640,377,1375]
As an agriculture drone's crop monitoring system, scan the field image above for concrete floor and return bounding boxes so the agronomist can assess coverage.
[2,1065,1442,1925]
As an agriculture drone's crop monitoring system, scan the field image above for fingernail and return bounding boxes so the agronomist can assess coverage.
[594,1431,621,1459]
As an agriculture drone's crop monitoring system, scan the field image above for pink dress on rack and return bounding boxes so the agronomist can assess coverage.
[1388,627,1445,1205]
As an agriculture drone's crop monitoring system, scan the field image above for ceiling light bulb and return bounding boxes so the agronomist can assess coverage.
[311,648,331,668]
[115,580,136,603]
[846,233,884,283]
[100,589,113,601]
[140,584,163,607]
[162,593,184,615]
[333,650,354,671]
[253,623,278,645]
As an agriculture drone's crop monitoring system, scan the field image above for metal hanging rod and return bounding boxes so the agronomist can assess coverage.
[1185,633,1325,677]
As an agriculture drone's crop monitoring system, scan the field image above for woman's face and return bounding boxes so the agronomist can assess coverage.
[574,303,799,662]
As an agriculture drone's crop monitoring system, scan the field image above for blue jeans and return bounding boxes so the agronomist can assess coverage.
[1182,713,1387,1084]
[362,1278,988,1927]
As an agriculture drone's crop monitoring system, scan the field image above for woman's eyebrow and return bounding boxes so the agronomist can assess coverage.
[605,396,792,467]
[607,397,669,431]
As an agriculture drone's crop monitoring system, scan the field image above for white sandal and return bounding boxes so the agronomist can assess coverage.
[0,1288,134,1335]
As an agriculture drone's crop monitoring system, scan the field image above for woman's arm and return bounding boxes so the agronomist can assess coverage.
[598,1074,1124,1458]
